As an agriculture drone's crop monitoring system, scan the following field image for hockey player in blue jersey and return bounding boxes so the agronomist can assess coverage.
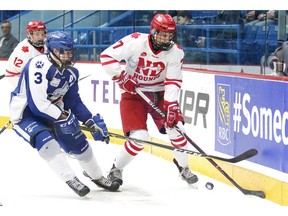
[9,31,120,197]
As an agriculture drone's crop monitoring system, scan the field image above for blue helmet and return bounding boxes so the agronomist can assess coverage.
[46,31,74,52]
[46,31,75,68]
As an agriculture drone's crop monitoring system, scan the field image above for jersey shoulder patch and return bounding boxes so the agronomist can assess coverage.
[131,32,141,39]
[21,46,29,53]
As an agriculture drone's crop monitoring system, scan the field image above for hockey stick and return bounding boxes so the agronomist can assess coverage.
[79,125,256,163]
[0,74,5,80]
[79,74,92,81]
[0,120,11,135]
[135,88,265,198]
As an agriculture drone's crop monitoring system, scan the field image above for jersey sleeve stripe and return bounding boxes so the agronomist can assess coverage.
[101,59,118,66]
[164,78,182,88]
[164,82,181,88]
[5,69,20,76]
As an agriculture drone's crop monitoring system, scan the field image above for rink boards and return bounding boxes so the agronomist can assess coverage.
[1,61,288,205]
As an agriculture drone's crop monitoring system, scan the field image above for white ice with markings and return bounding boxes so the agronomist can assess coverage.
[0,130,287,216]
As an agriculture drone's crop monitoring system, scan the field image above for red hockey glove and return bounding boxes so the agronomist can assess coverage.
[112,70,139,94]
[163,101,183,128]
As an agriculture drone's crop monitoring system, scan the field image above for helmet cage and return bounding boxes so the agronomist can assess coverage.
[58,48,75,67]
[151,30,175,51]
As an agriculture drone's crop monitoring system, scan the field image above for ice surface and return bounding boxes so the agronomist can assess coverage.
[0,130,287,216]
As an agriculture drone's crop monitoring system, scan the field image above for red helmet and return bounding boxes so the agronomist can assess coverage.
[26,20,46,34]
[26,20,47,47]
[150,14,176,51]
[150,14,176,33]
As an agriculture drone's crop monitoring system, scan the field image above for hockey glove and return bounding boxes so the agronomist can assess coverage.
[163,101,183,128]
[112,70,139,94]
[84,114,110,144]
[54,110,80,135]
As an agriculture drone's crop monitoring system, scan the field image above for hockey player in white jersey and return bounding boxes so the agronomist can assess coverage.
[5,20,47,88]
[9,31,120,197]
[100,13,198,188]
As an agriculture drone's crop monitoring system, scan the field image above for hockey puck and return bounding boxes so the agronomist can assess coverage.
[205,182,214,190]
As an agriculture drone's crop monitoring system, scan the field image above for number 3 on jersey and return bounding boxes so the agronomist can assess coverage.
[34,72,42,84]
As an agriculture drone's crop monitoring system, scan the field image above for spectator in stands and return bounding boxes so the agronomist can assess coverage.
[244,10,257,24]
[245,10,278,27]
[212,10,245,39]
[0,21,18,58]
[175,11,205,63]
[175,11,200,47]
[177,11,194,25]
[266,41,288,76]
[243,10,264,25]
[210,11,245,63]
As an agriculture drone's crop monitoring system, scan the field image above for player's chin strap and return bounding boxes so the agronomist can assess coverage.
[135,88,265,199]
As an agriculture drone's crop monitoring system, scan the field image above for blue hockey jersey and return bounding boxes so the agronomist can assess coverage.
[10,53,92,124]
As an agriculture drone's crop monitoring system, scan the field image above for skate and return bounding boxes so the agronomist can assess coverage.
[179,166,199,185]
[66,176,90,197]
[107,164,123,185]
[83,171,120,192]
[173,158,198,186]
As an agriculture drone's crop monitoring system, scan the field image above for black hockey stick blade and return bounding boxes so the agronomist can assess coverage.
[226,148,258,163]
[0,74,5,80]
[242,188,266,198]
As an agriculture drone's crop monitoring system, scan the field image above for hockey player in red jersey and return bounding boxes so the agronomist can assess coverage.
[100,13,198,188]
[5,20,47,87]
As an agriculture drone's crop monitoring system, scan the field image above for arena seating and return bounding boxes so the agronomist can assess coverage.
[3,10,283,65]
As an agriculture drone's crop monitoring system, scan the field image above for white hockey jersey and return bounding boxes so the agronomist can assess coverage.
[5,38,45,88]
[100,32,184,102]
[10,53,92,124]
